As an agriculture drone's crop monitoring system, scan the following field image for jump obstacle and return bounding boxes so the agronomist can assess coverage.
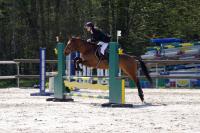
[30,46,109,98]
[47,38,133,107]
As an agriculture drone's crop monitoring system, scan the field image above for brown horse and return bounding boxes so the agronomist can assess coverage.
[64,37,152,102]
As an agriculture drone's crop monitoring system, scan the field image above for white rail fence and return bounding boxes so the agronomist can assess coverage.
[1,59,200,88]
[0,59,57,87]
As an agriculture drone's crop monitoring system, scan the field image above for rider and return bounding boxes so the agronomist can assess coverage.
[84,22,111,60]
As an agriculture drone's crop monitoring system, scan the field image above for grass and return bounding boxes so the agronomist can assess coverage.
[0,79,39,88]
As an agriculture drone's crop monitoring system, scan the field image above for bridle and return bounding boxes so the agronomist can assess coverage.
[65,40,73,55]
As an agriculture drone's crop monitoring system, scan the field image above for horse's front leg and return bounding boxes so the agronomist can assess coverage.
[73,57,79,70]
[73,57,83,71]
[79,60,91,67]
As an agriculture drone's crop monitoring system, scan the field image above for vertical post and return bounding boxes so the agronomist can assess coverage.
[121,79,125,104]
[53,42,66,99]
[68,54,71,77]
[46,38,73,102]
[108,42,122,104]
[16,62,20,88]
[156,63,158,89]
[65,55,69,76]
[102,42,132,107]
[97,69,104,84]
[117,30,122,76]
[117,30,121,43]
[40,48,46,94]
[31,48,53,96]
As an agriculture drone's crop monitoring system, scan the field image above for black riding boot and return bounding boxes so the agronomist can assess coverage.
[103,48,109,61]
[97,53,109,61]
[97,53,103,60]
[97,47,109,61]
[103,52,109,61]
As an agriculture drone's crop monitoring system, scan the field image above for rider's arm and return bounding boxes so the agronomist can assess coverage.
[90,33,97,43]
[97,30,111,43]
[90,28,111,43]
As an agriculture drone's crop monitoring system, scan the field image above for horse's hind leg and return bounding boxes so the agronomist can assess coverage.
[135,77,144,102]
[120,62,144,102]
[130,72,144,102]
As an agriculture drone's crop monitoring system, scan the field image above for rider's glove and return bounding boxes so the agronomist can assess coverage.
[87,39,91,42]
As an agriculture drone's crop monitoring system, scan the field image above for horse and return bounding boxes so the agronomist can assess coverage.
[64,37,152,103]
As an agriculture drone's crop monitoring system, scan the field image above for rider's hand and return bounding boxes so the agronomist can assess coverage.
[87,39,91,42]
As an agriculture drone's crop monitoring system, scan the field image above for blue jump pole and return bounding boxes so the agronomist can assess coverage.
[30,48,53,96]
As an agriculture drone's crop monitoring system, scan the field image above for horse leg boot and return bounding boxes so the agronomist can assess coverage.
[135,78,144,103]
[119,61,144,103]
[73,57,77,71]
[76,59,83,72]
[129,75,144,103]
[130,72,144,102]
[73,57,83,71]
[73,57,79,71]
[123,71,144,103]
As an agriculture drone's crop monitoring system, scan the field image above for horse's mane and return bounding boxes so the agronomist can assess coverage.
[82,39,96,45]
[70,37,99,52]
[79,38,99,50]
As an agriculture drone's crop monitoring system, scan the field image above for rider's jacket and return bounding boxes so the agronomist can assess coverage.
[90,28,111,43]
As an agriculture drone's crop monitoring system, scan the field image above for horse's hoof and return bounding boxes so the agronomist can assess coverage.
[142,101,146,105]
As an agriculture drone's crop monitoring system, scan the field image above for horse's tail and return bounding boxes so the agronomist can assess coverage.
[137,57,153,85]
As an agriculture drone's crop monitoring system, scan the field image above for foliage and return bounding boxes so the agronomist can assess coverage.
[1,0,200,73]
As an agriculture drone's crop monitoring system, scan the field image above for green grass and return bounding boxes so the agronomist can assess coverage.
[0,79,39,88]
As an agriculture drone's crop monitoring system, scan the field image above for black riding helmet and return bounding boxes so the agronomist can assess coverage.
[85,22,94,28]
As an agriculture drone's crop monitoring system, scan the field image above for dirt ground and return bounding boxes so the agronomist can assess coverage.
[0,88,200,133]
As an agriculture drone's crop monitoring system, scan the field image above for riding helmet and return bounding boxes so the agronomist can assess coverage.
[85,22,94,28]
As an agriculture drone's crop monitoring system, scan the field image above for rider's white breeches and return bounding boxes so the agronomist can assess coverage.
[97,41,108,55]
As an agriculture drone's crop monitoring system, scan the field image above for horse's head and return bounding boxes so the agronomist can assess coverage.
[64,36,81,56]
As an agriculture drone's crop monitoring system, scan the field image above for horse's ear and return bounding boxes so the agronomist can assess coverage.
[76,36,81,39]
